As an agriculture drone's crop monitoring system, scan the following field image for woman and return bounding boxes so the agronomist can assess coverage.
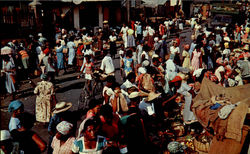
[55,40,64,71]
[67,36,76,66]
[182,44,191,69]
[8,100,24,132]
[121,50,134,77]
[2,55,16,97]
[191,45,202,71]
[11,112,46,154]
[51,121,75,154]
[72,117,107,154]
[127,27,135,48]
[76,39,84,71]
[34,75,56,124]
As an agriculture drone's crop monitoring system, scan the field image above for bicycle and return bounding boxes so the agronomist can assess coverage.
[77,69,104,110]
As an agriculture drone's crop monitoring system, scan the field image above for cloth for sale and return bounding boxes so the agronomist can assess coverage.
[192,78,250,142]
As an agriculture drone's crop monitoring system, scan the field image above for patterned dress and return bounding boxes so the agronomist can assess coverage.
[191,50,201,71]
[123,57,133,76]
[34,81,55,122]
[182,50,190,69]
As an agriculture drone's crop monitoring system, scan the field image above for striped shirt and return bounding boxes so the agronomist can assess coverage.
[19,50,29,59]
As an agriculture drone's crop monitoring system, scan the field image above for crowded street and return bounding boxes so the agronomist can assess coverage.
[0,0,250,154]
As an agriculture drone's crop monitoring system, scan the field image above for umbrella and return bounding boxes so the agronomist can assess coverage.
[1,46,12,55]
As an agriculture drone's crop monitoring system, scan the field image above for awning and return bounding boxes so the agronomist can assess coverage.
[142,0,167,7]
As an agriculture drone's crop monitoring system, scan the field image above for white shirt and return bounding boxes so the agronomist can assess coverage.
[215,66,225,82]
[170,46,180,55]
[143,30,148,38]
[100,55,115,74]
[148,28,155,36]
[120,26,128,35]
[109,35,117,42]
[84,49,93,56]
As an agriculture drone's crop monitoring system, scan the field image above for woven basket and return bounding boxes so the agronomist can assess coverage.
[193,138,210,153]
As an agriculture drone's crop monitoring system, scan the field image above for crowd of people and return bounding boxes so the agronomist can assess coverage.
[1,7,250,154]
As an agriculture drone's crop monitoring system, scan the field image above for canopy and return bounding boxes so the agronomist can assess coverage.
[142,0,167,7]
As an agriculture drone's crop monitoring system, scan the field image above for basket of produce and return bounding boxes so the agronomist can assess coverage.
[193,134,212,153]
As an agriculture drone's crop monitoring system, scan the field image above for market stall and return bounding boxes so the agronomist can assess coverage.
[192,77,250,154]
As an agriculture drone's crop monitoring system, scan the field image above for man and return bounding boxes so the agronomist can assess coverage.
[100,50,115,76]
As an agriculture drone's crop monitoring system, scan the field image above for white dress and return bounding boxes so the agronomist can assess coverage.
[177,82,196,122]
[67,41,76,65]
[2,60,15,94]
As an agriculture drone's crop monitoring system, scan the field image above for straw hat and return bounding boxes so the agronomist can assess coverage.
[103,20,108,24]
[129,92,140,99]
[146,92,161,102]
[53,102,72,114]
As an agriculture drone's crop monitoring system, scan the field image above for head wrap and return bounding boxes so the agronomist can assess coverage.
[56,121,73,135]
[8,100,23,113]
[170,76,182,83]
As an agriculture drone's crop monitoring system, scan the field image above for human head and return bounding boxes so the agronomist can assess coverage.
[106,75,116,87]
[56,121,73,140]
[0,130,12,154]
[100,104,113,124]
[102,49,109,56]
[88,99,102,114]
[85,55,91,63]
[126,49,133,58]
[152,57,159,67]
[8,100,24,117]
[82,117,100,141]
[127,72,136,83]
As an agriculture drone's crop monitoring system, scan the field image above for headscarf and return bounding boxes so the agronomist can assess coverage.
[8,100,23,113]
[56,121,73,135]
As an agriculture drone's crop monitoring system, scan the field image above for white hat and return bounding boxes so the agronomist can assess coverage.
[0,130,11,141]
[142,60,150,67]
[152,54,159,59]
[138,67,146,74]
[38,33,42,37]
[216,27,220,30]
[224,37,230,42]
[53,102,72,114]
[154,37,159,42]
[129,92,140,99]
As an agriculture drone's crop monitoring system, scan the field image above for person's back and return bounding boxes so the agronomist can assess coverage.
[11,112,46,154]
[100,54,115,75]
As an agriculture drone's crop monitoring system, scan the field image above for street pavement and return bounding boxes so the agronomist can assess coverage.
[0,26,192,153]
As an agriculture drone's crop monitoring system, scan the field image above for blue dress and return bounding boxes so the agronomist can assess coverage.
[123,57,133,76]
[56,45,64,69]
